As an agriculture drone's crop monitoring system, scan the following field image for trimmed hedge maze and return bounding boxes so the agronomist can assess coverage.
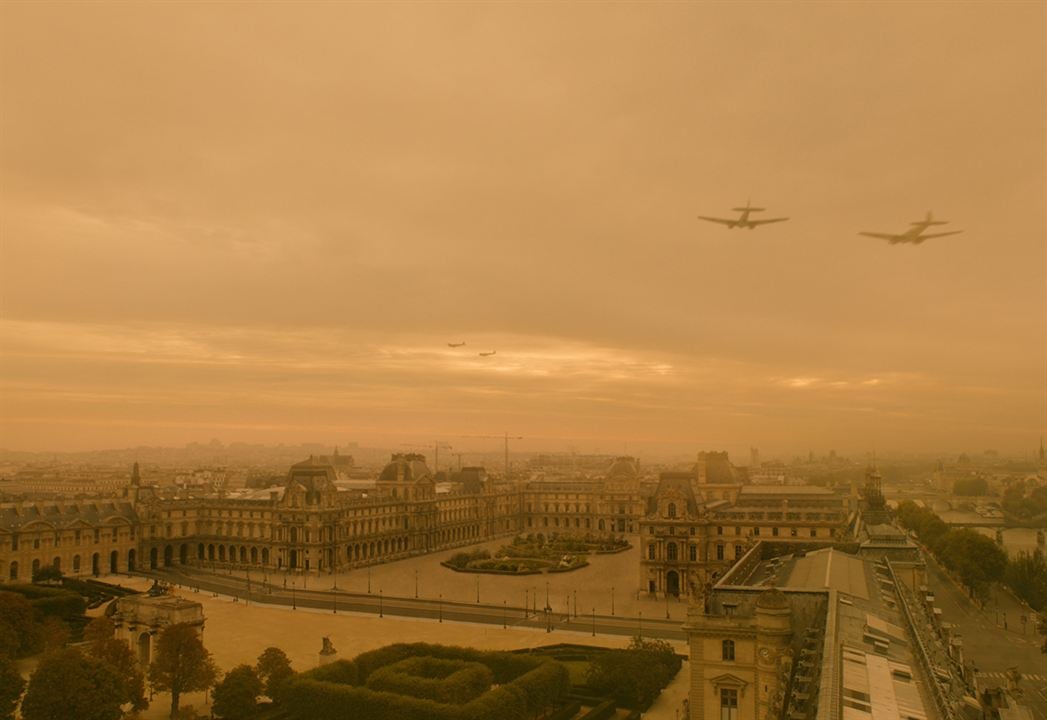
[282,643,570,720]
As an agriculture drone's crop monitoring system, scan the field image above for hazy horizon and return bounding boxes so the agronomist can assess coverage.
[1,2,1044,455]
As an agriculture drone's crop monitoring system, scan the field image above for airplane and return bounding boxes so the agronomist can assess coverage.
[447,342,466,348]
[858,211,963,245]
[478,351,497,357]
[697,200,788,229]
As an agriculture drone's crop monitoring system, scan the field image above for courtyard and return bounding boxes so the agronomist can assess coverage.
[75,574,690,720]
[223,536,693,622]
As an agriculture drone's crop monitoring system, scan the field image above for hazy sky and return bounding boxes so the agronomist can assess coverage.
[1,1,1044,457]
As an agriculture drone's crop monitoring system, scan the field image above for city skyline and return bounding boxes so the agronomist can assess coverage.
[1,2,1043,454]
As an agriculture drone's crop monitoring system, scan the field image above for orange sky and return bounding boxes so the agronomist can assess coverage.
[1,1,1044,456]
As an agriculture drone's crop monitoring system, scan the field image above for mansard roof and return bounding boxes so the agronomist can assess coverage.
[286,458,339,493]
[378,453,433,484]
[0,500,139,533]
[646,472,701,516]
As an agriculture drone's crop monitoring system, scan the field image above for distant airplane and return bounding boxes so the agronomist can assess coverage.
[697,200,789,229]
[478,351,497,357]
[447,342,466,348]
[859,212,963,245]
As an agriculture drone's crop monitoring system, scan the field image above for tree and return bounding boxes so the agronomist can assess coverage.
[935,528,1007,597]
[148,624,218,720]
[0,657,25,720]
[586,637,681,708]
[20,648,124,720]
[82,615,149,712]
[0,591,38,658]
[37,617,70,653]
[1006,549,1047,612]
[31,566,62,584]
[212,665,262,719]
[255,647,294,703]
[953,477,988,496]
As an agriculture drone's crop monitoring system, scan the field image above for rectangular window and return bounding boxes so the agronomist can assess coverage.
[810,528,818,537]
[735,545,743,559]
[720,689,738,720]
[717,526,723,535]
[689,545,697,561]
[716,544,724,560]
[753,527,760,536]
[772,527,780,537]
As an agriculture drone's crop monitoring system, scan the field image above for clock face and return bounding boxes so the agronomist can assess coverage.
[758,647,772,661]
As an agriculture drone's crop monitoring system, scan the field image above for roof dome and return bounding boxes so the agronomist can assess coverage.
[607,456,639,479]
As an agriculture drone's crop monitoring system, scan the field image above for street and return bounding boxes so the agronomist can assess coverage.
[923,552,1047,719]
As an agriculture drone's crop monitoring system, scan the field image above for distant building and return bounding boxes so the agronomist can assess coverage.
[2,451,848,591]
[639,457,854,599]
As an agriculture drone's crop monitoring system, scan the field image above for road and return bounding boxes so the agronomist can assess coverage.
[923,552,1047,719]
[143,566,687,642]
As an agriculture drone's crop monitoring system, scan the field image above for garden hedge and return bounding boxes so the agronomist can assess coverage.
[283,643,569,720]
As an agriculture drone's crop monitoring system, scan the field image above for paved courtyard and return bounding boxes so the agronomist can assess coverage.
[85,573,689,719]
[228,536,694,622]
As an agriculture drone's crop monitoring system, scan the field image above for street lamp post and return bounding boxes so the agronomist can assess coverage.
[415,570,419,599]
[367,567,371,594]
[438,593,443,623]
[611,586,615,616]
[291,580,296,611]
[476,576,480,604]
[565,594,570,623]
[524,589,529,617]
[379,589,384,618]
[573,590,578,618]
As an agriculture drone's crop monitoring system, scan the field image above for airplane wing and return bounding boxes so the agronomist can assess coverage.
[917,230,963,240]
[697,216,734,225]
[750,217,788,225]
[858,232,904,242]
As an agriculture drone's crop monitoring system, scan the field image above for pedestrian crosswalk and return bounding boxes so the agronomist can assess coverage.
[978,671,1047,682]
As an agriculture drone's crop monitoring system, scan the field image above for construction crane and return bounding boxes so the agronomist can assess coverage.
[399,441,453,473]
[459,432,523,480]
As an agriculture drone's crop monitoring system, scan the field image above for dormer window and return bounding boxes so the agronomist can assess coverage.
[667,503,677,519]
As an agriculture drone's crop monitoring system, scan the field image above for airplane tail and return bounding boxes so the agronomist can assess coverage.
[912,211,947,225]
[733,200,765,212]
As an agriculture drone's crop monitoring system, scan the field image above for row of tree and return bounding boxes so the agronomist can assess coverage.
[1001,479,1047,521]
[1,613,296,720]
[895,500,1046,609]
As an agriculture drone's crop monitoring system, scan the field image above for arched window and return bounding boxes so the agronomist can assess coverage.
[722,639,735,661]
[667,503,677,519]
